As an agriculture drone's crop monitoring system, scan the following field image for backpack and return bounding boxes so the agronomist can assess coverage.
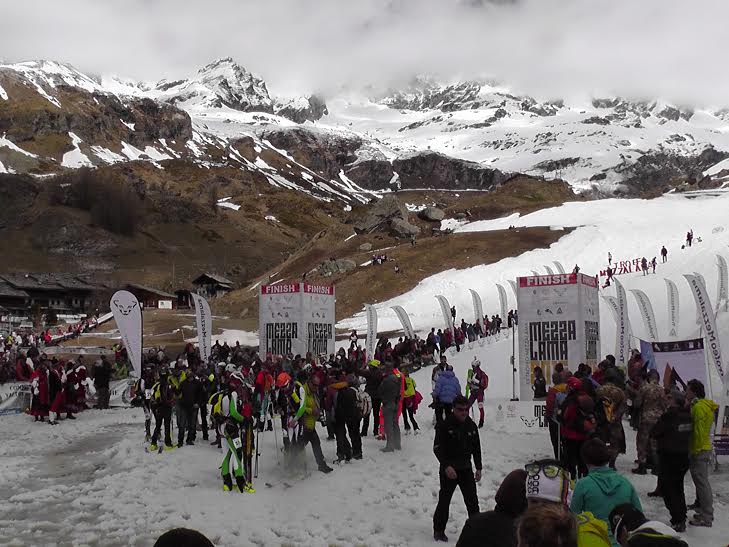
[356,389,372,417]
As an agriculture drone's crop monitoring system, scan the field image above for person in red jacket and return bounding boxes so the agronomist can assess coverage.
[559,377,596,479]
[29,364,49,421]
[15,356,32,381]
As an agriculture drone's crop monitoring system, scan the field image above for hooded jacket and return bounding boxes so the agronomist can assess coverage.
[690,397,718,455]
[455,469,527,547]
[576,512,611,547]
[570,467,642,547]
[626,521,689,547]
[432,370,461,404]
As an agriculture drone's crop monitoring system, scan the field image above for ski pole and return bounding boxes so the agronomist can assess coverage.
[271,399,280,465]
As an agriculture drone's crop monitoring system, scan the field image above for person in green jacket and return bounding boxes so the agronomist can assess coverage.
[685,379,718,527]
[525,458,611,547]
[571,439,642,547]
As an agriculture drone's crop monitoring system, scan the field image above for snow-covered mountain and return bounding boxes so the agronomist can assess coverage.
[1,58,728,199]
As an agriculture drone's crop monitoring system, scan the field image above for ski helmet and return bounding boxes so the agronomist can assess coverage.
[275,372,292,389]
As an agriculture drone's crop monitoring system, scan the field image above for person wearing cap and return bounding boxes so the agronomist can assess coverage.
[570,439,641,547]
[685,378,717,527]
[608,504,688,546]
[455,469,527,547]
[466,357,488,428]
[649,390,692,532]
[525,458,610,546]
[432,394,481,542]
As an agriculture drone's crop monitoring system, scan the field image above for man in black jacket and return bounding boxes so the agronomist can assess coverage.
[651,390,693,532]
[433,394,482,542]
[177,368,200,447]
[359,359,384,437]
[334,373,363,461]
[378,362,402,452]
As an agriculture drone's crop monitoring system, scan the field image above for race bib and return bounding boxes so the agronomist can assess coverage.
[232,437,242,449]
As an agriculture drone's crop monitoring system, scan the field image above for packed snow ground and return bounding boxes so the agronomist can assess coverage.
[2,349,728,546]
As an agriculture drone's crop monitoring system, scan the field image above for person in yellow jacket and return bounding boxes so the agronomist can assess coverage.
[292,371,333,473]
[685,379,718,527]
[402,371,420,433]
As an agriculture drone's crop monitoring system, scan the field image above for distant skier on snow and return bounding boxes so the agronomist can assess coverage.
[661,246,668,263]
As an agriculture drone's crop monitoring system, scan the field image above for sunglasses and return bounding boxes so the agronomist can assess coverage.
[525,461,566,479]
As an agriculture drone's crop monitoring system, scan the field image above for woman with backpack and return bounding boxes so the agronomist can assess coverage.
[559,377,597,479]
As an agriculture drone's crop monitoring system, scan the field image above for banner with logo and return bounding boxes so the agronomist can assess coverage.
[630,289,659,341]
[391,305,416,339]
[553,261,566,274]
[365,304,378,359]
[614,279,632,366]
[110,290,143,379]
[489,400,549,433]
[469,289,484,324]
[639,337,706,387]
[508,279,517,299]
[191,293,212,364]
[544,265,554,275]
[717,255,728,312]
[517,273,600,400]
[497,284,508,321]
[435,295,454,333]
[694,272,708,325]
[684,274,725,381]
[0,382,31,416]
[665,279,680,338]
[301,284,336,356]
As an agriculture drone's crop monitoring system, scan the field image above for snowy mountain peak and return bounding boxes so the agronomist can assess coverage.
[152,57,273,113]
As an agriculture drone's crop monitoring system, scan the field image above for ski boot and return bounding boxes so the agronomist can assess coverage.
[318,463,334,474]
[478,419,484,429]
[223,475,233,492]
[149,443,158,452]
[243,482,256,494]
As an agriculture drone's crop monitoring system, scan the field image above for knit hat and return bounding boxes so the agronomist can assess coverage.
[525,459,571,505]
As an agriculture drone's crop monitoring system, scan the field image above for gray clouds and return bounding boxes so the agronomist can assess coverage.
[1,0,726,105]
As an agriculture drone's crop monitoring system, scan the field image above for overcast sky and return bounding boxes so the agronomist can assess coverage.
[1,0,726,105]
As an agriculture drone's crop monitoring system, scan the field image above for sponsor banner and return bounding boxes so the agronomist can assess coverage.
[0,382,31,416]
[489,400,549,433]
[391,306,415,339]
[630,289,659,341]
[110,290,143,379]
[599,257,654,278]
[191,293,212,364]
[544,265,554,275]
[694,272,708,325]
[469,289,484,324]
[365,304,378,359]
[517,273,600,400]
[614,279,632,366]
[639,338,707,387]
[158,300,173,310]
[497,284,508,320]
[259,283,335,357]
[87,379,135,408]
[508,279,518,299]
[684,274,725,381]
[718,255,729,312]
[665,279,680,338]
[553,261,566,274]
[602,295,620,358]
[531,270,540,276]
[435,295,454,333]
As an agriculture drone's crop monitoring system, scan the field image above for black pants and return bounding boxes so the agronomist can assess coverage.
[435,403,453,425]
[549,421,560,460]
[151,406,172,446]
[335,417,362,460]
[362,397,382,436]
[302,428,327,467]
[660,452,689,524]
[433,467,479,533]
[403,405,419,430]
[562,438,587,480]
[177,405,196,445]
[198,403,208,440]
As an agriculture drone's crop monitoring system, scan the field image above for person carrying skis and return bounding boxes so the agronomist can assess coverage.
[466,357,488,428]
[292,371,333,473]
[220,381,256,493]
[150,367,176,451]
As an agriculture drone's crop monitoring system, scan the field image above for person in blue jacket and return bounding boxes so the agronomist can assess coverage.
[570,438,642,547]
[432,365,462,424]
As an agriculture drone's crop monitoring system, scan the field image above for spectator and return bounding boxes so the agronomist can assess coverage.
[153,528,215,547]
[532,366,547,399]
[456,469,527,547]
[570,438,642,547]
[377,361,402,452]
[685,379,717,527]
[93,356,112,409]
[432,365,462,425]
[518,504,578,547]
